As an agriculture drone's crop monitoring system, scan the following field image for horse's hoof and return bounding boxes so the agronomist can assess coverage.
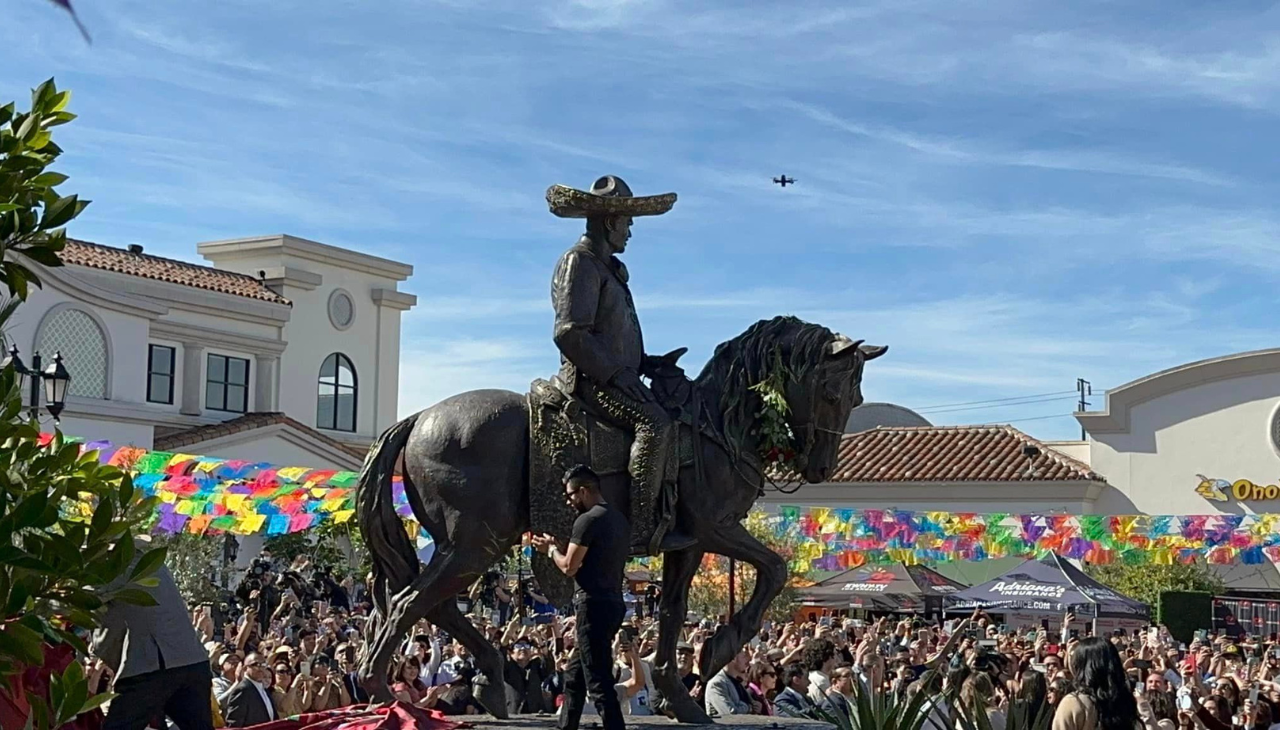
[668,697,712,724]
[476,679,508,718]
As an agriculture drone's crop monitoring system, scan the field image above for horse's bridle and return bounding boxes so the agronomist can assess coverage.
[754,354,859,493]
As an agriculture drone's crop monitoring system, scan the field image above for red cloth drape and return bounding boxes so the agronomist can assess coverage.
[0,642,104,730]
[244,702,464,730]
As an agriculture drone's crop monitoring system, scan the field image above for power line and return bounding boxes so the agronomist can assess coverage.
[913,390,1077,411]
[919,395,1079,415]
[1002,413,1077,424]
[927,413,1076,425]
[914,388,1109,414]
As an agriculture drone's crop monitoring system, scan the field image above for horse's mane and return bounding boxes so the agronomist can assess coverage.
[696,315,836,455]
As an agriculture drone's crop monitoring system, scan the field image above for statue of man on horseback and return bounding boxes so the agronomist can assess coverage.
[355,174,888,723]
[547,175,694,556]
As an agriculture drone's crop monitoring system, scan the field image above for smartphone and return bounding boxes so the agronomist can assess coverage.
[1133,659,1152,670]
[819,616,832,628]
[997,624,1008,635]
[1041,619,1051,631]
[1069,629,1080,640]
[1195,629,1208,642]
[300,660,311,676]
[1149,627,1159,643]
[1250,684,1260,705]
[761,620,773,633]
[1178,694,1194,711]
[978,639,997,651]
[620,626,636,643]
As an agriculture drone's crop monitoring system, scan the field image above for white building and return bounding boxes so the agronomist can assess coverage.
[8,234,416,473]
[1075,349,1280,518]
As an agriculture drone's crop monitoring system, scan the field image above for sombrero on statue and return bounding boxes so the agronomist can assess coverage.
[546,175,677,218]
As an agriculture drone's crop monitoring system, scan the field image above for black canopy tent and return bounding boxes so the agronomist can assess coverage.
[798,563,965,614]
[947,554,1150,622]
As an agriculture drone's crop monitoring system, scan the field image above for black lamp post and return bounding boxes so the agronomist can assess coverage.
[1,346,72,422]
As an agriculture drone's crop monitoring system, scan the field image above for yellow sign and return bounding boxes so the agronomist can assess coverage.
[1197,474,1280,502]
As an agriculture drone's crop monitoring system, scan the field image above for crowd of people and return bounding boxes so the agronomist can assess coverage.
[83,547,1280,730]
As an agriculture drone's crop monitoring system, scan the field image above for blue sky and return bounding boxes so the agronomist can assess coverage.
[5,0,1280,440]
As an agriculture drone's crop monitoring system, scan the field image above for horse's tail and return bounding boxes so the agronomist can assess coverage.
[356,412,421,619]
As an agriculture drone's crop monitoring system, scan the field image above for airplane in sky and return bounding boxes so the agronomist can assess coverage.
[773,175,796,187]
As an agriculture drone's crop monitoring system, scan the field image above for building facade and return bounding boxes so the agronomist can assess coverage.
[1076,349,1280,517]
[9,235,415,472]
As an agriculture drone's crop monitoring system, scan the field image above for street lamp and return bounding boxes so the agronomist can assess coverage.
[1,345,72,422]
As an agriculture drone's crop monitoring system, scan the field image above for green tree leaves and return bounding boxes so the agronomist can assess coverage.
[0,79,164,729]
[1085,561,1225,608]
[0,79,89,301]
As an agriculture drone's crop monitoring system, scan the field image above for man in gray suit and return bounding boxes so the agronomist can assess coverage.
[94,544,213,730]
[705,648,754,717]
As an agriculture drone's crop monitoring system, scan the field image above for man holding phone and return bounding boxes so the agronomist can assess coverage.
[532,465,630,730]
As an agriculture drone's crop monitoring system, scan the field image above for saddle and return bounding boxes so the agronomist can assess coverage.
[527,350,707,605]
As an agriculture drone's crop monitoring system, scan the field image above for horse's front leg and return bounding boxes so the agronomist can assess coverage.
[651,546,711,724]
[698,522,787,684]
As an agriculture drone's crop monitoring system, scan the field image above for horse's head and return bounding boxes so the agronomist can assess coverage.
[699,316,887,484]
[793,334,887,482]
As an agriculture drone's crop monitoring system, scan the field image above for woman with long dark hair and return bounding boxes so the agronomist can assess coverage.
[1048,677,1073,710]
[1052,637,1143,730]
[1015,670,1050,725]
[957,673,1007,730]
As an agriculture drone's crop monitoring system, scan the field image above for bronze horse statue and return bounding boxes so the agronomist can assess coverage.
[355,315,885,722]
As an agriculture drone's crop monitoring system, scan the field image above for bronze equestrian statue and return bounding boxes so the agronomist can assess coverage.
[355,176,886,723]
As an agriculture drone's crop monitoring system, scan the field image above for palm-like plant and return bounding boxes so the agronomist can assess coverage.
[812,673,946,730]
[814,676,1054,730]
[808,616,1053,730]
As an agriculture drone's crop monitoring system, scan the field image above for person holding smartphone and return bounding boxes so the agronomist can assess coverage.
[531,465,629,730]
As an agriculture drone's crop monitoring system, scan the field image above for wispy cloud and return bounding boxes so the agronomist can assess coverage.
[782,101,1234,186]
[1008,33,1280,110]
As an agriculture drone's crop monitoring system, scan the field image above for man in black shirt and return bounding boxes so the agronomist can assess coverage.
[532,465,629,730]
[503,640,550,715]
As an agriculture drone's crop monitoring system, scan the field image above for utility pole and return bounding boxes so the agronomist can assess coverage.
[727,558,736,619]
[1076,378,1092,440]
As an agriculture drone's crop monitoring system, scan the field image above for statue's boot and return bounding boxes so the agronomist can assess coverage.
[649,515,696,554]
[631,479,696,556]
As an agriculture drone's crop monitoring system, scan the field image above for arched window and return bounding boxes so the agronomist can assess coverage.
[317,353,357,432]
[37,307,109,399]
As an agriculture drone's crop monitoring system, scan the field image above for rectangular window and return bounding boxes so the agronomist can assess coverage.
[146,345,175,405]
[206,354,249,413]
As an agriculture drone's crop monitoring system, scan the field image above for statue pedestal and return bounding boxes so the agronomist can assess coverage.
[465,715,834,729]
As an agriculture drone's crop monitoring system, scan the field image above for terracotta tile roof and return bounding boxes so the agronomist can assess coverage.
[154,412,368,460]
[830,425,1102,483]
[61,239,291,305]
